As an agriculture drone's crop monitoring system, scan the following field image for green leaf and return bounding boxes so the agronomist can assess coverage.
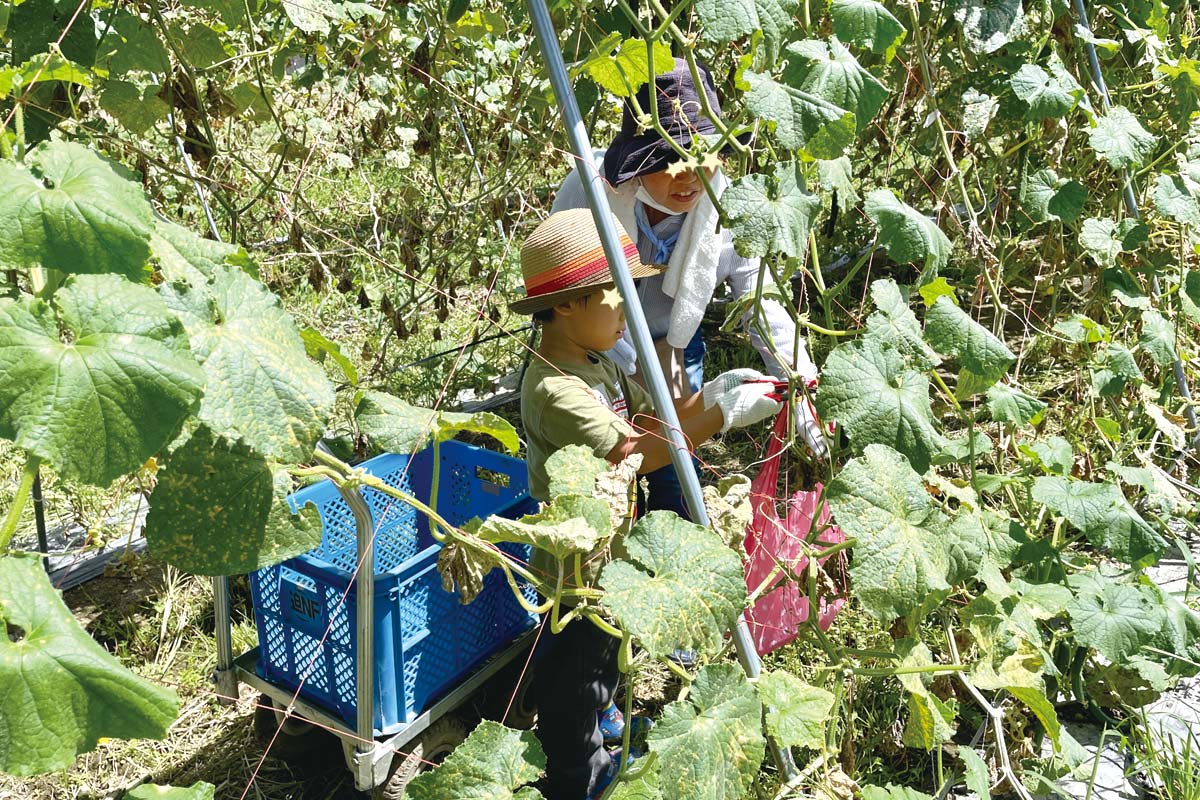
[100,80,170,135]
[816,338,946,473]
[903,692,956,750]
[829,0,906,59]
[1139,308,1177,368]
[757,671,834,750]
[300,328,359,386]
[953,0,1026,55]
[743,68,856,158]
[961,88,999,141]
[1088,106,1158,169]
[145,427,322,575]
[924,296,1016,396]
[161,266,334,462]
[863,189,952,281]
[0,274,203,486]
[696,0,798,66]
[862,785,934,800]
[103,12,170,75]
[600,511,746,660]
[959,747,991,798]
[1009,54,1084,120]
[1018,168,1087,225]
[647,664,764,800]
[151,218,253,286]
[1053,313,1106,344]
[723,161,820,258]
[0,553,179,775]
[864,278,942,370]
[945,508,1023,582]
[986,383,1046,426]
[1153,174,1200,228]
[826,444,952,621]
[167,22,228,70]
[354,390,519,456]
[1091,342,1143,396]
[0,53,92,99]
[918,277,957,308]
[608,771,663,800]
[782,38,889,131]
[816,155,861,207]
[1031,477,1166,566]
[582,37,673,98]
[0,141,154,281]
[474,495,611,561]
[125,784,215,800]
[1066,575,1162,662]
[1027,435,1073,475]
[545,445,608,500]
[1079,217,1149,268]
[407,721,545,800]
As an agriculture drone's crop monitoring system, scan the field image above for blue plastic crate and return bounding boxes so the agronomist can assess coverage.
[248,441,541,736]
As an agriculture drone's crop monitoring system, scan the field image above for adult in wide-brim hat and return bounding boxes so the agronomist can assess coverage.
[549,58,830,525]
[602,59,739,187]
[509,208,662,315]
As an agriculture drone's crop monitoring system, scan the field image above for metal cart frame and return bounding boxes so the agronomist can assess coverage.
[211,483,537,792]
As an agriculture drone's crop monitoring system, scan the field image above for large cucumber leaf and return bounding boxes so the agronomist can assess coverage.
[0,274,203,486]
[743,69,856,158]
[647,664,764,800]
[863,278,942,370]
[816,338,946,473]
[406,721,545,800]
[0,141,153,281]
[829,0,906,59]
[695,0,798,66]
[826,445,952,621]
[924,296,1015,397]
[782,39,889,131]
[757,671,834,750]
[161,266,334,463]
[1031,477,1166,566]
[355,389,519,455]
[145,427,321,575]
[863,189,952,280]
[0,553,179,775]
[723,161,820,258]
[600,511,745,660]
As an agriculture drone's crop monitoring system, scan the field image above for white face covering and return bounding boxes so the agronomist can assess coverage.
[635,180,683,216]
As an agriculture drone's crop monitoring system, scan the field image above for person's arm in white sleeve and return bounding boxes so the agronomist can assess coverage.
[721,243,819,383]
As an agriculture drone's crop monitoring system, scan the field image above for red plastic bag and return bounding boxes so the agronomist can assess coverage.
[743,409,848,656]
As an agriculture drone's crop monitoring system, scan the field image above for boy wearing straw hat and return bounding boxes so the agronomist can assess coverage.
[512,208,782,799]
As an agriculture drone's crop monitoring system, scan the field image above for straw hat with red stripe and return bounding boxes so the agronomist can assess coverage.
[509,208,663,315]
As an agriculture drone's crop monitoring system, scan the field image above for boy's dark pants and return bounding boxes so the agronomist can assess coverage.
[533,618,621,799]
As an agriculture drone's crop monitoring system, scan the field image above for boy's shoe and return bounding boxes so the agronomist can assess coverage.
[597,701,653,744]
[667,648,698,669]
[587,747,641,800]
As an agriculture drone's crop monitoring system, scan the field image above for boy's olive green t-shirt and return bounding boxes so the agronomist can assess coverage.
[520,352,653,583]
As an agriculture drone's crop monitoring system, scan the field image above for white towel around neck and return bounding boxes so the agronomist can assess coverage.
[551,154,728,351]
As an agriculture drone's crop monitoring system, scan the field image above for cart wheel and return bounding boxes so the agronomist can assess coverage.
[480,654,539,730]
[252,695,334,761]
[372,715,468,800]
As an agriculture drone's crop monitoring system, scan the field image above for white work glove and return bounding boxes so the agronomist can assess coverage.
[795,394,830,459]
[716,381,783,432]
[702,368,770,410]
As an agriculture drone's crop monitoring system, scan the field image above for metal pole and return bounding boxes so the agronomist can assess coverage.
[212,574,238,703]
[525,0,798,781]
[338,484,377,750]
[1073,0,1200,445]
[32,469,49,573]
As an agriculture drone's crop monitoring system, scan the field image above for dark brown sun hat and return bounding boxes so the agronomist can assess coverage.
[603,58,735,187]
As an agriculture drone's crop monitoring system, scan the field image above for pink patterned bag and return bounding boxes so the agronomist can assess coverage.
[743,410,848,656]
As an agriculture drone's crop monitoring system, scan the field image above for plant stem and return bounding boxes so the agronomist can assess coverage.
[0,454,40,552]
